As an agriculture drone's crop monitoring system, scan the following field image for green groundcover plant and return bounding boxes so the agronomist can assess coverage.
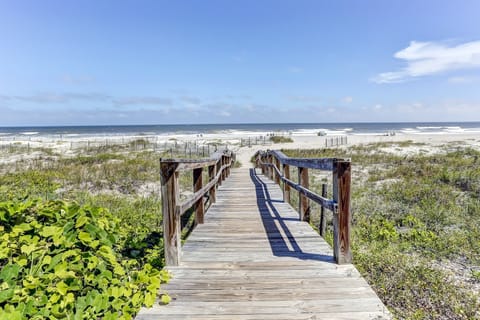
[0,199,169,320]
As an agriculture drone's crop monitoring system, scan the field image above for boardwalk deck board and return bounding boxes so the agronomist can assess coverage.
[136,168,391,319]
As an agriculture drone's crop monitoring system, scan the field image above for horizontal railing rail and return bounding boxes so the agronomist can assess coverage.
[254,150,352,264]
[160,150,235,266]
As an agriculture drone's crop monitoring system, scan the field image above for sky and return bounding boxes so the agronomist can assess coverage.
[1,0,480,126]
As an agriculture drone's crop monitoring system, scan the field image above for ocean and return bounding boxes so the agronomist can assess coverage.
[1,122,480,138]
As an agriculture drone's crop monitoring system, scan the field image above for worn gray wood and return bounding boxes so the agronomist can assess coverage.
[333,160,352,264]
[137,167,390,319]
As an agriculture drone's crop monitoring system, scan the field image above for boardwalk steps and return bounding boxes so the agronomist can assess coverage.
[136,167,391,319]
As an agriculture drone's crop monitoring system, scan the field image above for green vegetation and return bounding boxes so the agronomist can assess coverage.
[284,142,480,319]
[269,135,293,143]
[0,145,196,318]
[0,200,167,319]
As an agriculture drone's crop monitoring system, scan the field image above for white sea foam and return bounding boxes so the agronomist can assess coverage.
[21,132,39,135]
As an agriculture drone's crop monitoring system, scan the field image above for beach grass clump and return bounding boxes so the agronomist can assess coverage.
[283,142,480,319]
[269,136,293,143]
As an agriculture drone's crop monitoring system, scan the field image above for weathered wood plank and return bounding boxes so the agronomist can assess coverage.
[333,160,352,264]
[160,162,180,266]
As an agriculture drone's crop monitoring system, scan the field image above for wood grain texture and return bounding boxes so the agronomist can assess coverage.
[137,167,390,319]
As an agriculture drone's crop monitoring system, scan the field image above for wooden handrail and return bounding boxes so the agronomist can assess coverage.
[254,150,352,264]
[160,150,235,266]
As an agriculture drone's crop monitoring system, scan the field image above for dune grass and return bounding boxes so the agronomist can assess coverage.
[283,142,480,319]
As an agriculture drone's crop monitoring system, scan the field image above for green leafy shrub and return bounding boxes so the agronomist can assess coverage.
[0,199,169,319]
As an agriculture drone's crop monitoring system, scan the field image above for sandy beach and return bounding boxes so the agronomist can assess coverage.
[2,130,480,166]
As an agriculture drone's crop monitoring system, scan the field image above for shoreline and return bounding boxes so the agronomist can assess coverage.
[2,130,479,169]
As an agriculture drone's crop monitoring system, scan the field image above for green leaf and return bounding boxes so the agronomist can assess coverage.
[0,264,20,283]
[56,281,69,295]
[12,223,32,235]
[54,262,75,279]
[40,225,63,238]
[78,231,93,243]
[160,294,171,305]
[20,243,36,255]
[75,215,89,229]
[0,288,14,303]
[144,292,156,307]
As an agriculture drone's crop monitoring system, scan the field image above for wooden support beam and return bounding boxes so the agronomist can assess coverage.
[208,164,216,203]
[274,157,280,185]
[298,167,310,222]
[193,167,204,224]
[221,156,226,182]
[319,183,327,237]
[332,160,352,264]
[217,159,222,187]
[160,161,181,266]
[283,164,290,204]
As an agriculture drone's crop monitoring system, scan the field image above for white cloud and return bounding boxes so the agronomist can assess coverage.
[448,76,477,84]
[342,96,353,103]
[373,40,480,83]
[113,96,172,107]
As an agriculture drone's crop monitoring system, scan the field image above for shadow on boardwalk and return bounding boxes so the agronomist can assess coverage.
[249,168,334,263]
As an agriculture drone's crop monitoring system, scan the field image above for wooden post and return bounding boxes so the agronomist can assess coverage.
[193,167,204,224]
[261,154,266,175]
[208,164,216,203]
[226,155,231,176]
[332,160,352,264]
[283,164,290,204]
[216,158,222,187]
[221,156,226,182]
[160,161,181,266]
[298,167,310,222]
[319,183,327,237]
[274,157,280,185]
[268,154,274,179]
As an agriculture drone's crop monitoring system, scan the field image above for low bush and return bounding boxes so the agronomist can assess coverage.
[0,199,169,319]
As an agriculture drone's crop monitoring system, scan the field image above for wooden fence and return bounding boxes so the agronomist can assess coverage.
[160,151,235,266]
[255,150,352,264]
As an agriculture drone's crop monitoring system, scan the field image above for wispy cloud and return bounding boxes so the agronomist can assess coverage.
[13,92,110,104]
[448,76,477,84]
[342,96,353,103]
[286,95,322,103]
[180,96,201,104]
[373,40,480,83]
[112,97,173,107]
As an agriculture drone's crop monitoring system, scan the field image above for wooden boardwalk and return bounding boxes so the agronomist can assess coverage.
[136,167,391,319]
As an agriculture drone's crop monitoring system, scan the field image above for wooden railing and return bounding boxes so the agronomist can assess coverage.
[254,150,352,264]
[160,151,235,266]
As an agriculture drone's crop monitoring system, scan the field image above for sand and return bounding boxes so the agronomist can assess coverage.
[2,131,480,166]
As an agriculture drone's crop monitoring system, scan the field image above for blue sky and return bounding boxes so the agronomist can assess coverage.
[1,0,480,125]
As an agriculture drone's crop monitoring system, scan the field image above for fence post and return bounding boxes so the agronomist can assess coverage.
[274,157,280,185]
[221,156,226,182]
[160,161,181,266]
[298,167,310,222]
[216,158,223,187]
[268,154,274,179]
[193,167,205,224]
[260,154,266,175]
[319,183,327,237]
[283,164,290,204]
[208,164,216,203]
[332,159,352,264]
